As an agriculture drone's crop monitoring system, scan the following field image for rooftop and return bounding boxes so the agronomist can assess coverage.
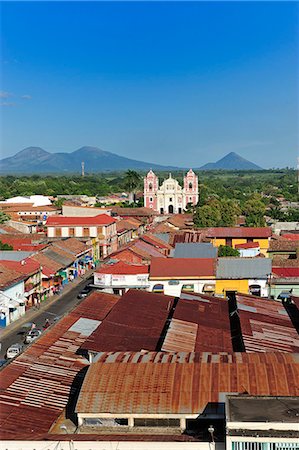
[227,396,299,423]
[216,257,272,279]
[150,257,215,278]
[81,289,174,353]
[173,242,218,258]
[0,291,119,441]
[46,214,116,226]
[162,293,232,353]
[236,293,299,352]
[96,261,149,275]
[204,227,272,238]
[75,352,299,416]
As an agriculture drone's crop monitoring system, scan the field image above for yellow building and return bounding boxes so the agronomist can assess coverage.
[205,227,272,256]
[215,257,272,297]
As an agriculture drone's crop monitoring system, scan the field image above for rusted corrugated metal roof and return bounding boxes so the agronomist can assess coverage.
[236,294,299,352]
[0,291,119,440]
[75,351,299,415]
[162,294,233,353]
[81,289,174,353]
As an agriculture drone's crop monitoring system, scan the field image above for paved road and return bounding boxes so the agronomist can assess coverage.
[0,275,94,360]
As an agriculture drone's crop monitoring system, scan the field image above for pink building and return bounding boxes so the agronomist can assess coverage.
[144,169,198,214]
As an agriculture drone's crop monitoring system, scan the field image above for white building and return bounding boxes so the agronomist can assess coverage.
[144,170,199,214]
[94,261,149,295]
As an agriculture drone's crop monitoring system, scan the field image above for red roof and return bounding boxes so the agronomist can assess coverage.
[96,261,149,275]
[204,227,272,238]
[81,289,174,353]
[46,214,116,226]
[281,233,299,241]
[272,267,299,278]
[0,259,40,275]
[235,242,260,249]
[150,257,215,278]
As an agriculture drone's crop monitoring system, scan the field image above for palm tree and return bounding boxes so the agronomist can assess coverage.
[123,170,141,204]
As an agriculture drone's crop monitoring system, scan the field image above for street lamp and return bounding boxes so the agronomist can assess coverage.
[208,424,215,443]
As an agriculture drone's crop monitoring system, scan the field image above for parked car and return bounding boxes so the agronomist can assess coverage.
[6,343,23,359]
[77,287,91,299]
[24,329,42,344]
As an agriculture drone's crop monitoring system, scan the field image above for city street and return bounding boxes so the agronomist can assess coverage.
[0,275,94,360]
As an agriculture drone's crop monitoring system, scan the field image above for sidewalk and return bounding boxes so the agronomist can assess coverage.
[0,269,94,340]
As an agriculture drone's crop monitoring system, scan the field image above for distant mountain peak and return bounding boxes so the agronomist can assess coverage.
[199,152,262,170]
[0,146,179,174]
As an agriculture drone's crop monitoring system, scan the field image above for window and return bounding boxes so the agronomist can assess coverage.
[169,197,173,202]
[69,227,75,237]
[83,227,89,237]
[182,284,194,292]
[150,197,153,202]
[55,227,62,237]
[149,183,153,190]
[153,284,164,293]
[189,182,193,189]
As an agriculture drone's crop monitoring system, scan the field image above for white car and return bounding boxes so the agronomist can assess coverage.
[6,343,23,359]
[24,329,42,344]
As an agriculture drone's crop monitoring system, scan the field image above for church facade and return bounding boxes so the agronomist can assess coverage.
[144,169,198,214]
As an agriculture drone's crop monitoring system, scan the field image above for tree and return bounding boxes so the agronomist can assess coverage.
[123,170,141,203]
[243,194,266,227]
[0,211,10,224]
[0,240,13,250]
[219,199,241,226]
[218,245,240,257]
[194,205,221,227]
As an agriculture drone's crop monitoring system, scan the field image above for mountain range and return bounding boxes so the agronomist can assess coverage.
[0,147,262,173]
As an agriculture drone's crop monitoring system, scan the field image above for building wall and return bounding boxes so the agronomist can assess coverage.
[238,248,260,257]
[144,170,198,214]
[148,278,215,296]
[94,272,149,288]
[0,281,25,327]
[62,205,111,216]
[271,283,299,299]
[215,279,249,295]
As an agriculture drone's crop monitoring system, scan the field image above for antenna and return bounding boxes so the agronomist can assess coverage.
[81,161,85,177]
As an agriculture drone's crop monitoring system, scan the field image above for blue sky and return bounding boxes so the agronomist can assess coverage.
[1,1,298,168]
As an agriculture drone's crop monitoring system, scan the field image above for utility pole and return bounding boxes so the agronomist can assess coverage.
[81,161,85,177]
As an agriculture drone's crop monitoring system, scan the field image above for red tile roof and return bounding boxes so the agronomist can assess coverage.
[96,261,149,275]
[272,267,299,278]
[269,238,299,252]
[235,242,260,249]
[46,214,116,226]
[204,227,272,238]
[150,257,215,278]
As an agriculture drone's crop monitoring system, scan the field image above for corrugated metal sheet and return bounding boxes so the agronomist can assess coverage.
[75,351,299,415]
[81,290,174,353]
[162,319,198,352]
[173,243,217,259]
[150,257,216,278]
[153,233,171,244]
[0,291,120,440]
[44,248,73,267]
[0,250,33,261]
[162,294,233,353]
[216,257,272,279]
[236,294,299,352]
